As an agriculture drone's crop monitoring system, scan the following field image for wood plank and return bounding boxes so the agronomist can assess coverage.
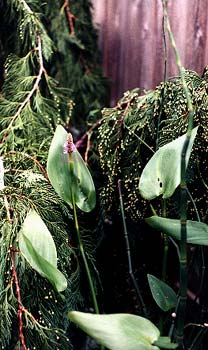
[92,0,208,105]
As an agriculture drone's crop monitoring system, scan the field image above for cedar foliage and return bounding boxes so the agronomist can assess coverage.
[98,70,208,223]
[0,1,107,349]
[96,69,208,347]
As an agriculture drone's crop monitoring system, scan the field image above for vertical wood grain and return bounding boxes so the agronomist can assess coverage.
[92,0,208,105]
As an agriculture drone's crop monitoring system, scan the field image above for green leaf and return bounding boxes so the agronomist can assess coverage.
[139,127,198,200]
[19,210,67,292]
[47,125,96,212]
[68,312,160,350]
[146,216,208,246]
[19,210,57,265]
[154,337,178,349]
[147,274,177,311]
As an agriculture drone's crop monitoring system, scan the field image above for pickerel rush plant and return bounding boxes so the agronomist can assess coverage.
[47,125,99,313]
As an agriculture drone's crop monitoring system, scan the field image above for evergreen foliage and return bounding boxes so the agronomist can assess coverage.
[0,0,107,349]
[98,70,208,222]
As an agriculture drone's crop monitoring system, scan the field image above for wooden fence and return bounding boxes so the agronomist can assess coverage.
[92,0,208,105]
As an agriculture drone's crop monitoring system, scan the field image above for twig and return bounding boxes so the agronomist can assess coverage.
[8,150,49,181]
[123,123,154,154]
[10,247,27,350]
[80,52,91,75]
[1,35,46,144]
[75,116,106,149]
[63,0,76,36]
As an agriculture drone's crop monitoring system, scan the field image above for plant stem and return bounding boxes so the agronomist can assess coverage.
[72,194,105,350]
[162,199,168,282]
[162,1,195,347]
[69,154,104,350]
[175,138,189,347]
[156,10,167,149]
[72,190,99,314]
[118,179,148,317]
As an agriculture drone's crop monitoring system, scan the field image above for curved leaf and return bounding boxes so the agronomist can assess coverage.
[20,235,67,292]
[19,210,67,292]
[146,216,208,246]
[47,125,96,212]
[19,210,57,265]
[47,125,73,207]
[68,312,160,350]
[139,127,198,200]
[147,274,177,311]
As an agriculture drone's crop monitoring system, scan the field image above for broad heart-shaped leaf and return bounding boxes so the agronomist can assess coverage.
[47,125,96,212]
[147,274,177,312]
[146,216,208,246]
[19,210,67,292]
[139,126,198,200]
[68,312,160,350]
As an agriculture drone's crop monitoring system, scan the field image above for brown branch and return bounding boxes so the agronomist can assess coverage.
[79,52,91,75]
[63,0,76,36]
[116,95,137,110]
[75,116,105,149]
[117,99,132,141]
[10,247,27,350]
[8,151,49,181]
[75,116,106,163]
[1,35,46,145]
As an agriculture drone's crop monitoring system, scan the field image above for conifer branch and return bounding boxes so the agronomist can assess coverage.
[8,151,49,181]
[19,0,33,14]
[1,34,46,144]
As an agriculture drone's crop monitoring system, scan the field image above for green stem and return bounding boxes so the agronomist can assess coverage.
[162,0,193,133]
[69,153,99,314]
[72,192,99,314]
[160,199,168,334]
[69,154,104,350]
[156,10,167,149]
[162,1,195,347]
[175,137,189,347]
[162,199,168,282]
[118,179,148,318]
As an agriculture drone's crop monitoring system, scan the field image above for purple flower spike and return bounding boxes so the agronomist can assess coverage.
[63,133,76,154]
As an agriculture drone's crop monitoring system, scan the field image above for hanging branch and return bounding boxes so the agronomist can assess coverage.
[62,0,76,37]
[10,247,27,350]
[162,0,195,347]
[1,34,46,144]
